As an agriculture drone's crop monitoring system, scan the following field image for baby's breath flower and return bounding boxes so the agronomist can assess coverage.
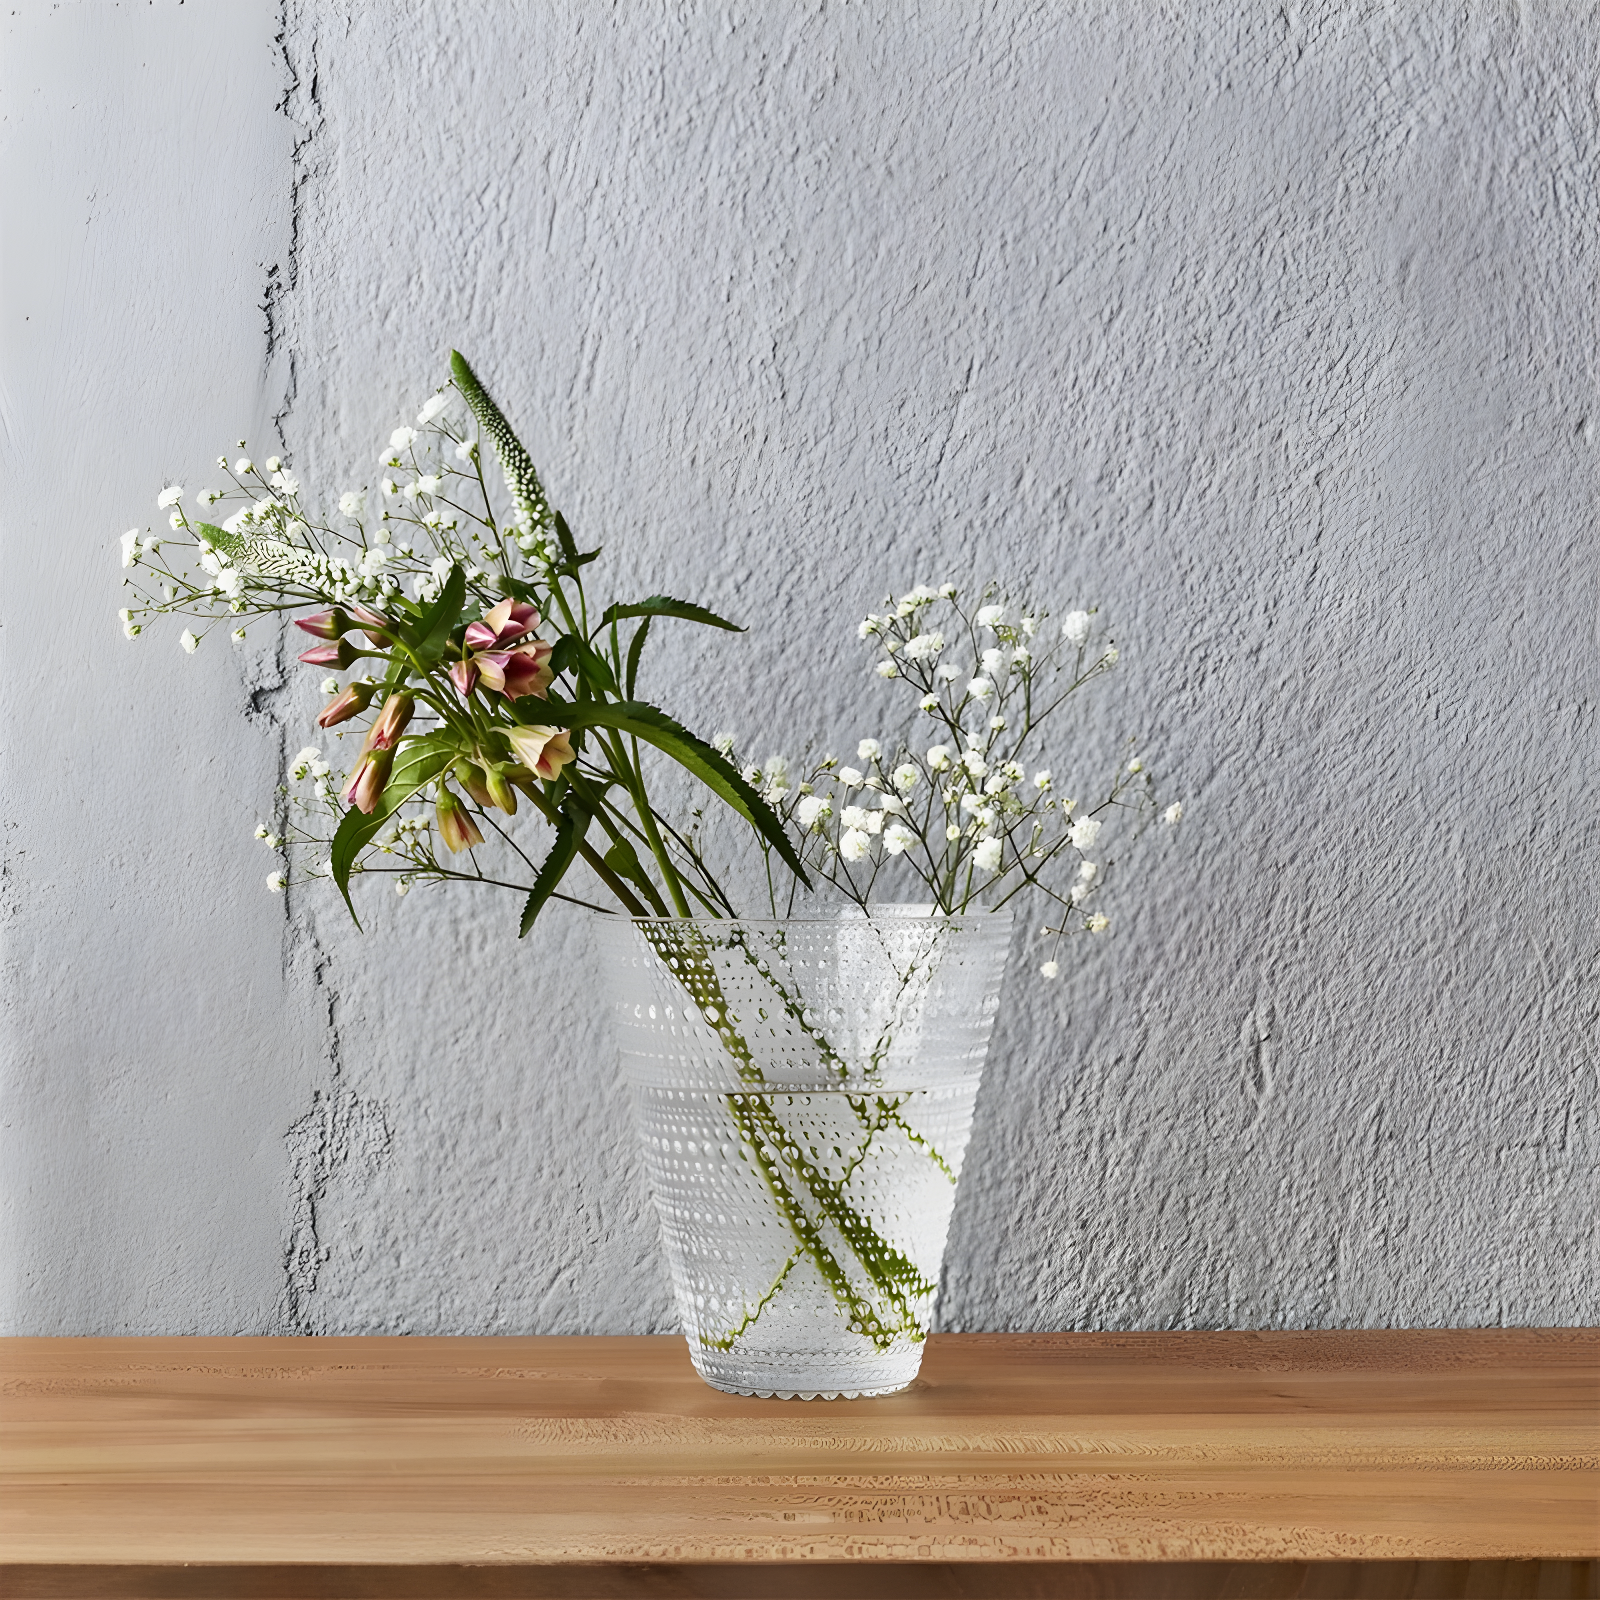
[320,676,341,695]
[712,732,735,757]
[179,629,200,654]
[961,750,987,778]
[120,529,140,567]
[1164,801,1184,825]
[389,426,418,453]
[839,828,871,863]
[973,838,1002,871]
[417,393,450,425]
[966,677,993,701]
[1040,960,1060,979]
[1104,645,1119,664]
[266,871,287,892]
[234,457,252,475]
[123,620,141,639]
[1069,815,1102,849]
[795,795,831,830]
[883,823,916,856]
[1078,861,1099,883]
[980,647,1005,677]
[876,660,899,678]
[945,822,962,841]
[837,766,864,788]
[892,763,919,793]
[857,617,880,639]
[975,604,1004,629]
[935,663,961,683]
[926,745,952,772]
[1021,616,1038,637]
[1087,913,1109,932]
[1062,610,1091,646]
[938,582,957,598]
[453,439,477,462]
[1128,756,1143,774]
[157,485,183,509]
[918,693,939,712]
[339,490,365,516]
[856,739,881,762]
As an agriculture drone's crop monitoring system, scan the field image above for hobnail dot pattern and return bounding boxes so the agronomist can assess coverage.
[595,912,1012,1399]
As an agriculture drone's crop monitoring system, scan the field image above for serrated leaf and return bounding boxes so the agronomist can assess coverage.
[624,616,650,697]
[519,792,591,937]
[599,595,745,633]
[526,699,808,885]
[329,733,459,925]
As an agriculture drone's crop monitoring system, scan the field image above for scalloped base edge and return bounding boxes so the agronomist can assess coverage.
[699,1377,913,1401]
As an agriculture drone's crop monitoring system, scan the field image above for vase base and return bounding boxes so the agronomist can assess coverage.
[700,1379,914,1401]
[688,1340,925,1401]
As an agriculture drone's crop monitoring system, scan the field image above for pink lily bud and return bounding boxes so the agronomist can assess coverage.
[478,640,554,700]
[348,603,396,646]
[294,607,352,641]
[299,639,360,670]
[436,788,483,853]
[485,765,518,815]
[316,680,376,729]
[343,747,394,814]
[362,692,415,753]
[506,723,576,782]
[448,658,480,698]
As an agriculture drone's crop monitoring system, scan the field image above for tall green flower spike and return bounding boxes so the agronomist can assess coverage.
[450,350,552,540]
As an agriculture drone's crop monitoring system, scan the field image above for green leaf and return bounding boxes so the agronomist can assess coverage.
[577,639,617,696]
[406,563,466,668]
[519,791,591,937]
[552,510,580,567]
[528,699,809,886]
[549,634,580,676]
[329,733,459,925]
[599,595,745,633]
[603,835,652,891]
[624,616,650,698]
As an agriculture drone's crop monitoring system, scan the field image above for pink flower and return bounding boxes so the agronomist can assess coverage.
[477,641,553,700]
[436,788,483,853]
[347,603,396,646]
[450,599,553,701]
[344,747,393,814]
[464,598,539,651]
[294,607,352,641]
[507,723,576,782]
[317,681,375,728]
[359,692,414,754]
[298,639,359,670]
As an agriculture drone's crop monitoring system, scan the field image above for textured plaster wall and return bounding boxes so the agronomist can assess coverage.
[0,1,318,1333]
[3,1,1596,1334]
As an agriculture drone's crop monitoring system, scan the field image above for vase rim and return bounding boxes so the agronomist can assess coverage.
[593,904,1014,928]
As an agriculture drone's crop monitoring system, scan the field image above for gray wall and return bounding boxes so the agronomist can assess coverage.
[2,0,1595,1336]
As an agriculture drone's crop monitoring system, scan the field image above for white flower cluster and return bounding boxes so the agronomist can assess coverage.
[737,583,1184,969]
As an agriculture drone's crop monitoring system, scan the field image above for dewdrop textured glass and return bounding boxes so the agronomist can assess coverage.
[597,909,1012,1399]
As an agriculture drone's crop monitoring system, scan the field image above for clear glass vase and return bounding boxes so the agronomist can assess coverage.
[595,907,1013,1399]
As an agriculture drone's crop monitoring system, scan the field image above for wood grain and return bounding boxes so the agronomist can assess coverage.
[1,1331,1594,1586]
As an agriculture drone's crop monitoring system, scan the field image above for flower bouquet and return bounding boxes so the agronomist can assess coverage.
[119,353,1180,1396]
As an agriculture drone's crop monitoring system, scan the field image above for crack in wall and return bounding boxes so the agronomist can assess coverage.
[266,1,380,1334]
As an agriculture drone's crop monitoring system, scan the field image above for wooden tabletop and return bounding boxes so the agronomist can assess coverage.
[1,1331,1595,1596]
